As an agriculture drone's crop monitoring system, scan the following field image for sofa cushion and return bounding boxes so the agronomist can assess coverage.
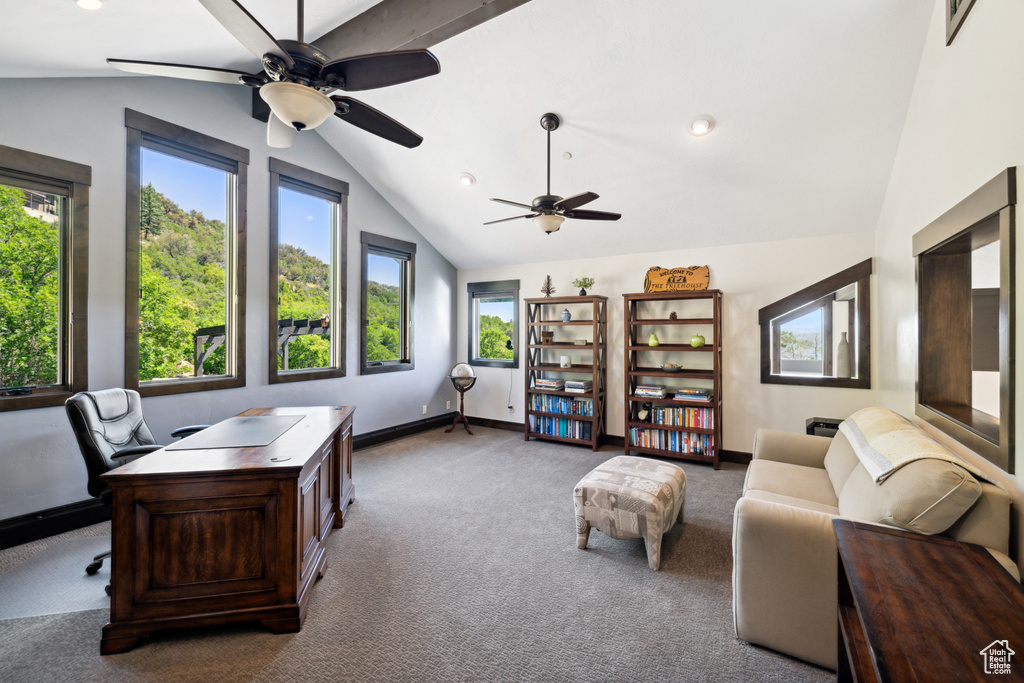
[838,459,982,535]
[744,459,839,508]
[943,481,1011,554]
[823,432,859,495]
[742,489,840,516]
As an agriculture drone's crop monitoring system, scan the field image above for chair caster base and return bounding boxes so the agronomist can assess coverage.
[86,561,103,575]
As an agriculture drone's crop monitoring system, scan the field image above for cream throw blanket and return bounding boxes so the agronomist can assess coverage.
[838,407,995,484]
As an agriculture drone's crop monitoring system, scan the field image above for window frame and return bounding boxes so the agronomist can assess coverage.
[360,232,415,374]
[268,157,348,384]
[0,144,90,412]
[758,258,872,389]
[124,109,248,397]
[467,280,519,369]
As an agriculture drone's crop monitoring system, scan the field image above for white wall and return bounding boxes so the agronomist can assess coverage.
[0,77,457,520]
[458,231,876,452]
[872,0,1024,558]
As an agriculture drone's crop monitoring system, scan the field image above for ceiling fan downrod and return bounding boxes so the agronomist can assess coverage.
[540,113,559,198]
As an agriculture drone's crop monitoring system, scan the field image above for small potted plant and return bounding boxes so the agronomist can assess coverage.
[572,277,595,296]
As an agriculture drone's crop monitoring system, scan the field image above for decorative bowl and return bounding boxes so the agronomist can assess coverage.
[661,363,681,372]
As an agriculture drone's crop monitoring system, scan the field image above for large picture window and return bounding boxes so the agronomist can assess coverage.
[468,280,519,368]
[0,145,89,411]
[360,232,415,374]
[125,110,248,396]
[269,158,348,383]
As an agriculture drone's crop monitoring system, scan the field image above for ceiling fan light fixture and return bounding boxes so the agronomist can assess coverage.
[260,81,334,132]
[689,116,715,136]
[533,214,564,234]
[75,0,103,9]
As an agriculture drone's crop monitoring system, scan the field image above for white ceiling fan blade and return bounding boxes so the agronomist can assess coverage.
[267,113,299,149]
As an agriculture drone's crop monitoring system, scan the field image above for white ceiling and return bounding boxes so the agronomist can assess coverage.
[0,0,933,269]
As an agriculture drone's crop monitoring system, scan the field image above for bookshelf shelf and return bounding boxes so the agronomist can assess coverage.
[624,290,723,469]
[524,295,607,451]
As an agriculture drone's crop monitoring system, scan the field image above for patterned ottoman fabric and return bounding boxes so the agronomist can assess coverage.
[573,455,687,570]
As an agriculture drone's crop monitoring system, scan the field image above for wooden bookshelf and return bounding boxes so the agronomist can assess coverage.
[524,295,607,451]
[623,290,722,469]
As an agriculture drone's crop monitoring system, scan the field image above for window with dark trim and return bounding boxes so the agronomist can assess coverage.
[468,280,519,368]
[125,109,248,397]
[269,158,348,384]
[360,232,415,374]
[758,259,872,389]
[0,144,89,411]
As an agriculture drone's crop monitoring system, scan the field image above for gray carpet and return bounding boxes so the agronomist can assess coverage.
[0,427,830,682]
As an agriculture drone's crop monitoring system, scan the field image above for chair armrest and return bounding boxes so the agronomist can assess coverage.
[732,496,838,669]
[171,424,209,439]
[111,444,162,461]
[752,428,832,468]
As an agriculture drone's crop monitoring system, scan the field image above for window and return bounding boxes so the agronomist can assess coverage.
[360,232,415,374]
[125,110,248,396]
[914,168,1015,472]
[0,144,89,411]
[269,158,348,383]
[468,280,519,368]
[758,259,872,389]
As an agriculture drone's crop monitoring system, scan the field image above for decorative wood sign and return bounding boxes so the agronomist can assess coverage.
[644,266,710,293]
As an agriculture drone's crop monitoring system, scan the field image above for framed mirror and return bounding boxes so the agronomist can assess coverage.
[913,168,1015,472]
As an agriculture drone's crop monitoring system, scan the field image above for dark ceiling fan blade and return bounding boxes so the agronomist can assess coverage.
[490,198,533,210]
[332,96,423,148]
[107,59,254,85]
[484,214,536,225]
[320,49,440,91]
[197,0,294,69]
[553,191,599,211]
[563,209,622,221]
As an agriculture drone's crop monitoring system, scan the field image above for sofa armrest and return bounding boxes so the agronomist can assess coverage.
[732,496,838,670]
[752,428,832,469]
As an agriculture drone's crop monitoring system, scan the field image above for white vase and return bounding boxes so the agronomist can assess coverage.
[836,332,851,378]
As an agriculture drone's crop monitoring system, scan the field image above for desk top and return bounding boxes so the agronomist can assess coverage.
[103,406,355,482]
[834,518,1024,682]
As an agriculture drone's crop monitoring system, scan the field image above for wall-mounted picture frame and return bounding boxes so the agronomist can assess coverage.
[946,0,977,45]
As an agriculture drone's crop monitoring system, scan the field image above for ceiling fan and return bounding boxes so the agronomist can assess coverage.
[108,0,439,149]
[486,113,621,234]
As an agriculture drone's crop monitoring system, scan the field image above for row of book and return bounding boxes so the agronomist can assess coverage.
[534,378,564,390]
[565,379,592,394]
[629,428,714,456]
[529,416,593,440]
[529,394,594,416]
[646,406,713,429]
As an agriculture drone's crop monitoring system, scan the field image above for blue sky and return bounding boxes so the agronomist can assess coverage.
[479,298,513,322]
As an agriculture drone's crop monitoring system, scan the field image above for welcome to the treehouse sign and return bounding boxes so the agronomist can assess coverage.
[643,266,710,293]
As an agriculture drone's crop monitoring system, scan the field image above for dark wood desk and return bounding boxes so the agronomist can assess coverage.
[834,518,1024,682]
[100,406,354,655]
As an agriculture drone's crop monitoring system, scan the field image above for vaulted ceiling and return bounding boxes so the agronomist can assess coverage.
[0,0,933,269]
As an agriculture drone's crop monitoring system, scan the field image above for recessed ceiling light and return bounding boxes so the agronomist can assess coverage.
[689,116,715,136]
[75,0,103,9]
[459,172,476,187]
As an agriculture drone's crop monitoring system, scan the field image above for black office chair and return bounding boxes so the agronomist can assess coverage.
[65,388,207,594]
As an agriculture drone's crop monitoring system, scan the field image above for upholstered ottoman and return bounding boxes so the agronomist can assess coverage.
[573,455,687,570]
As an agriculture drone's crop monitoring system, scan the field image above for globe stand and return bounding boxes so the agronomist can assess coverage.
[446,367,477,435]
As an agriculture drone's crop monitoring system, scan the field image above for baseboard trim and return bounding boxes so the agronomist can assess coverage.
[720,449,752,465]
[467,416,522,433]
[354,412,459,450]
[0,498,110,551]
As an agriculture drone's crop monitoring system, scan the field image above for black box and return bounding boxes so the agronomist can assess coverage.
[806,417,842,438]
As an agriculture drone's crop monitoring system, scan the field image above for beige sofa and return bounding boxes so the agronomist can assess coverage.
[732,425,1016,670]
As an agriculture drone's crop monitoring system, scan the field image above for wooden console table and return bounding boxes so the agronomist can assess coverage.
[834,518,1024,682]
[100,406,354,654]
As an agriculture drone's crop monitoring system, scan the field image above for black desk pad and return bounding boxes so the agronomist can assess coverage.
[164,415,305,450]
